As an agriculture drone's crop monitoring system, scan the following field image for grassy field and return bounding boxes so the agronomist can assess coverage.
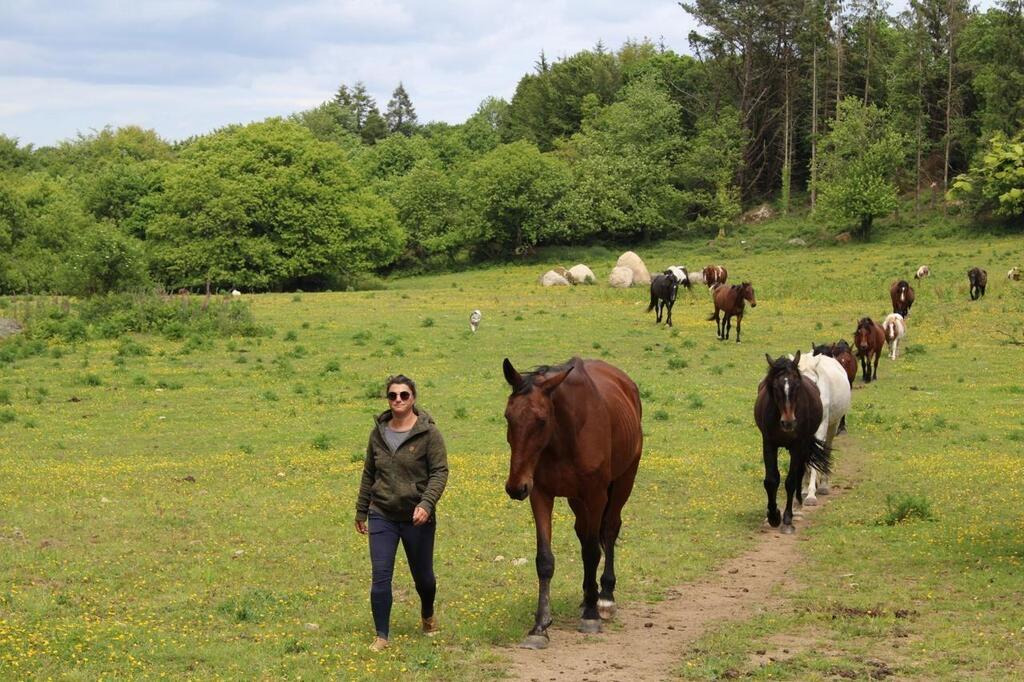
[1,224,1023,679]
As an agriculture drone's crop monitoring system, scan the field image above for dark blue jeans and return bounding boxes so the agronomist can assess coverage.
[367,511,437,639]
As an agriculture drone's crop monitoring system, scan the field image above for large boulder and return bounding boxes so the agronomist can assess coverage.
[608,266,634,288]
[615,251,650,285]
[540,270,571,287]
[567,264,596,285]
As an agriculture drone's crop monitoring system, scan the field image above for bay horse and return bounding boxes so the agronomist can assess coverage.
[702,264,728,288]
[647,270,687,326]
[709,282,756,342]
[968,267,987,300]
[854,317,885,383]
[882,313,907,360]
[795,352,850,507]
[754,352,832,534]
[503,357,643,649]
[890,280,915,317]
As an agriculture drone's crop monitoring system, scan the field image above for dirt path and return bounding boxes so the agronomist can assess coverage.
[502,440,866,682]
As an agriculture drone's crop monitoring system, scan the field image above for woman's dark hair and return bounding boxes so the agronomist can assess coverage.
[385,374,417,398]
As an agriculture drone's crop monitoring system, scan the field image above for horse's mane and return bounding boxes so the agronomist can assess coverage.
[512,359,578,395]
[857,317,874,329]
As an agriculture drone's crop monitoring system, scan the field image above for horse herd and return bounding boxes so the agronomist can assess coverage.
[501,259,1012,648]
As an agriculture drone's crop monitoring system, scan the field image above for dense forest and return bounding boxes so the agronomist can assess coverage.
[1,1,1023,295]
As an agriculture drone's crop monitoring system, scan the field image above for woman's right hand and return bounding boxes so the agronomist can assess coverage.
[355,519,368,535]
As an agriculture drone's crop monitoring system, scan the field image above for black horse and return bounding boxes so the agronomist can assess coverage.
[647,270,685,327]
[968,267,987,300]
[754,352,832,534]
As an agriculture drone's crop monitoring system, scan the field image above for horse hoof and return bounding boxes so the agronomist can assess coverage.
[578,619,602,634]
[767,512,782,527]
[519,634,550,650]
[597,599,616,620]
[803,497,818,507]
[780,524,796,535]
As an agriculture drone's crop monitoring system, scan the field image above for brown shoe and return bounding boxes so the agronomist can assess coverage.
[422,615,439,636]
[368,636,389,652]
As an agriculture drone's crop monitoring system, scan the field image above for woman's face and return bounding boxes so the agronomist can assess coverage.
[386,383,415,418]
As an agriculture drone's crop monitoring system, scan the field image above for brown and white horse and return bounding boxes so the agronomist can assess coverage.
[882,313,907,360]
[702,265,728,288]
[914,265,930,279]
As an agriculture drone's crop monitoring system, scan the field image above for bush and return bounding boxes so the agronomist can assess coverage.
[311,433,333,450]
[880,493,935,526]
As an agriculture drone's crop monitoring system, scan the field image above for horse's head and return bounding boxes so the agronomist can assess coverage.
[833,339,852,355]
[854,318,874,354]
[811,342,833,357]
[763,352,802,432]
[741,282,756,307]
[502,358,574,501]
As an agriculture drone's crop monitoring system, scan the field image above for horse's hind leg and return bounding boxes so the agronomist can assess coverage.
[598,459,639,619]
[666,300,674,327]
[735,314,742,343]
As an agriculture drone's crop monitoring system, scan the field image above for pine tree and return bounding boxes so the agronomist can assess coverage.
[385,83,419,136]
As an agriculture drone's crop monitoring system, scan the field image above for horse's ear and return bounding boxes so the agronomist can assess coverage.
[503,358,523,390]
[793,350,801,365]
[536,363,574,394]
[765,353,774,367]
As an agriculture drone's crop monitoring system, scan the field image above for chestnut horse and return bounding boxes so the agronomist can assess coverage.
[709,282,757,342]
[702,264,728,288]
[890,280,915,317]
[754,352,832,534]
[503,357,643,649]
[854,317,885,383]
[968,267,987,300]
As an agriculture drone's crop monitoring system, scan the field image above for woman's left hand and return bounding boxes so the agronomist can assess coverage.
[412,506,430,525]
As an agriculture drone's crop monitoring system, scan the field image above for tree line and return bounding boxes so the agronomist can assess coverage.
[1,0,1022,295]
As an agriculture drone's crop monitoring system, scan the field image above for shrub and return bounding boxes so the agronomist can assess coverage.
[311,433,333,451]
[0,408,15,424]
[0,389,10,405]
[881,493,935,525]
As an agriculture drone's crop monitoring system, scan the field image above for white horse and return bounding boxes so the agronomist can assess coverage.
[882,313,906,360]
[794,352,851,506]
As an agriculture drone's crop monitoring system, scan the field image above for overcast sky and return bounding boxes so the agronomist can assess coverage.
[1,1,698,147]
[0,0,996,148]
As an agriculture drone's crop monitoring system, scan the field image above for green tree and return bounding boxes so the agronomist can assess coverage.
[677,109,746,236]
[816,98,906,239]
[142,119,403,291]
[460,141,569,257]
[385,82,419,136]
[391,162,468,266]
[948,128,1024,220]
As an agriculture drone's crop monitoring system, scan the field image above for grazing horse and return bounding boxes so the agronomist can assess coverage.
[890,280,915,317]
[754,352,832,534]
[702,265,728,288]
[968,267,988,300]
[795,352,851,507]
[812,340,857,433]
[854,317,885,383]
[503,357,643,649]
[915,265,930,279]
[647,271,684,326]
[882,313,907,360]
[709,282,757,342]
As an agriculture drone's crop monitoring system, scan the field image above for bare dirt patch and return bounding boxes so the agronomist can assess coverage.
[501,440,867,681]
[0,317,23,339]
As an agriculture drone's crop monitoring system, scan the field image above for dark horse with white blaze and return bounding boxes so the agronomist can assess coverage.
[503,357,643,649]
[647,269,689,326]
[754,352,832,534]
[968,267,988,300]
[889,280,915,317]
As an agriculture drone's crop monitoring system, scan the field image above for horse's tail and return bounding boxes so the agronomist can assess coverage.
[706,311,717,321]
[647,291,656,312]
[807,437,832,475]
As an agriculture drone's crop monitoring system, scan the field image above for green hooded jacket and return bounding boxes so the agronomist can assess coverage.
[355,407,449,523]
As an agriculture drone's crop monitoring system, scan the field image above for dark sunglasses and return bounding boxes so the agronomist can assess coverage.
[387,391,412,402]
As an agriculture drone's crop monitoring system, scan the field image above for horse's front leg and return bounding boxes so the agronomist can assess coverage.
[872,350,881,381]
[860,354,870,383]
[763,440,781,528]
[666,299,674,327]
[735,313,742,343]
[520,490,555,649]
[781,449,806,534]
[568,496,604,633]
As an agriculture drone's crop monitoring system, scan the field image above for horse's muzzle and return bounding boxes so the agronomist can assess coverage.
[780,420,796,432]
[505,481,531,500]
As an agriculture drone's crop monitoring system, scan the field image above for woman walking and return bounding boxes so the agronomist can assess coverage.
[355,374,449,651]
